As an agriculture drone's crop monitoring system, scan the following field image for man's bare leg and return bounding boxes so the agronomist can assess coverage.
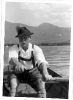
[10,77,18,97]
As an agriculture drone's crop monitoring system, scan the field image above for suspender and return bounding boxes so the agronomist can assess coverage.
[17,44,36,67]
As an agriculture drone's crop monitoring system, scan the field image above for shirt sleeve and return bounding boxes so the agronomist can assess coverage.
[33,45,48,66]
[8,45,18,62]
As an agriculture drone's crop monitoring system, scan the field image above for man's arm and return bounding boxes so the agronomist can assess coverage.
[9,58,21,67]
[8,45,24,72]
[33,45,48,66]
[9,58,24,72]
[34,45,53,81]
[39,62,53,81]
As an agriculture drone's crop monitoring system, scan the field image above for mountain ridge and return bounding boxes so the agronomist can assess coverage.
[5,21,71,44]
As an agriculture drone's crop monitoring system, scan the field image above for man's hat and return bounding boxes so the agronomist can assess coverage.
[15,25,34,38]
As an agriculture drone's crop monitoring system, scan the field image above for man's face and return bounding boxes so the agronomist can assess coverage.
[19,36,31,50]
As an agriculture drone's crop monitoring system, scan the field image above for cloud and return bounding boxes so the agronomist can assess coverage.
[20,2,50,11]
[20,3,71,12]
[6,2,71,27]
[20,3,71,18]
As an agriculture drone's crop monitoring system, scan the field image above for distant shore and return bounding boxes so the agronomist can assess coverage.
[4,42,70,47]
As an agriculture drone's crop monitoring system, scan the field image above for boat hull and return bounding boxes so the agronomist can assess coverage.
[3,66,69,98]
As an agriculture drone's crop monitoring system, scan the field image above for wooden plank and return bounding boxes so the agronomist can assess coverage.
[46,82,68,98]
[46,77,69,83]
[51,83,62,92]
[47,68,61,77]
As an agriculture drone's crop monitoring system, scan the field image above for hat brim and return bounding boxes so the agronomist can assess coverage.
[15,32,34,38]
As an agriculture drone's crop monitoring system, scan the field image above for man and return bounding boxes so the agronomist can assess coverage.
[8,25,53,97]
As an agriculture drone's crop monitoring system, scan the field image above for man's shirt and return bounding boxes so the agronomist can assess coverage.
[8,43,48,70]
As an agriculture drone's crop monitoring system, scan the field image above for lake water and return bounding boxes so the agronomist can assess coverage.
[4,46,70,78]
[40,46,70,78]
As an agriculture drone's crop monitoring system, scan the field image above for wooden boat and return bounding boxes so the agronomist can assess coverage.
[3,65,69,98]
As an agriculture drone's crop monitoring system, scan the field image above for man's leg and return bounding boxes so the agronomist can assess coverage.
[34,78,46,98]
[9,75,18,97]
[27,67,46,98]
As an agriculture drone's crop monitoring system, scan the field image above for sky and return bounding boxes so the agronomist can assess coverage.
[5,1,72,27]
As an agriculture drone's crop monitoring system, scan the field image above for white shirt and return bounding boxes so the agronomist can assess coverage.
[8,43,48,70]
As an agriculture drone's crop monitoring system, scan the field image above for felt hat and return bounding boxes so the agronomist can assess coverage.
[15,25,34,38]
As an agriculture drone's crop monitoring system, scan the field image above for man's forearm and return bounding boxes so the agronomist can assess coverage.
[39,62,49,76]
[9,58,22,67]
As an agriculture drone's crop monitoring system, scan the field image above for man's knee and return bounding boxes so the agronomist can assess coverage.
[10,77,18,88]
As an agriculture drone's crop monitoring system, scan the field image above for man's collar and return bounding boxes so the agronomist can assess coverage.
[19,43,30,52]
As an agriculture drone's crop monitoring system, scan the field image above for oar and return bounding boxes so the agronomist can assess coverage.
[46,77,69,83]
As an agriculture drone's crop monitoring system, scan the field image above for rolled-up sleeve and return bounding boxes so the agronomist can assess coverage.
[8,45,18,62]
[33,45,48,66]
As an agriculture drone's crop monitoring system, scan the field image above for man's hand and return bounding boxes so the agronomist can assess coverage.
[44,74,55,81]
[15,64,25,73]
[9,58,25,73]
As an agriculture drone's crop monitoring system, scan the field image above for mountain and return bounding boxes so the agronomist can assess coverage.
[5,21,71,44]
